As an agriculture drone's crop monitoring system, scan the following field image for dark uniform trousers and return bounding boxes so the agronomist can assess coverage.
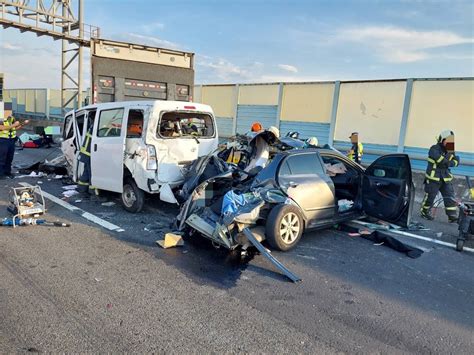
[0,138,16,176]
[421,179,457,218]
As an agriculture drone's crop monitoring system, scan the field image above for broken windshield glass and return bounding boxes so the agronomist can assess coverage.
[157,112,215,138]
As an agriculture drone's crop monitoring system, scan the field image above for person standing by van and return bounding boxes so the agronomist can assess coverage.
[0,116,29,179]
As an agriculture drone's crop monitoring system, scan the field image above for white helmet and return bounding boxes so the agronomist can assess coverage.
[306,137,318,146]
[437,130,454,143]
[267,126,280,139]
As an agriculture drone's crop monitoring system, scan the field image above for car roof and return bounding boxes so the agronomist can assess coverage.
[276,147,340,156]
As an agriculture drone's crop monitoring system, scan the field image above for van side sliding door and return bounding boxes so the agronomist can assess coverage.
[91,107,129,193]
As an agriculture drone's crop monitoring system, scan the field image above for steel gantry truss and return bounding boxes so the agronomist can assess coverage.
[0,0,99,114]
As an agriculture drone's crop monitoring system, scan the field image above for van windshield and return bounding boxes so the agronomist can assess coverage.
[158,112,215,138]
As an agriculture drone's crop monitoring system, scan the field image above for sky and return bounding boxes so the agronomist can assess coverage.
[0,0,473,89]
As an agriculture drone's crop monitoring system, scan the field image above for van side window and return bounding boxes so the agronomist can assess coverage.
[76,113,85,136]
[158,112,215,138]
[127,109,144,138]
[63,114,73,140]
[86,110,96,132]
[97,108,124,137]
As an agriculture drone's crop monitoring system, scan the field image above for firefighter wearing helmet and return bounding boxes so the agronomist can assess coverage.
[420,130,460,222]
[251,122,263,133]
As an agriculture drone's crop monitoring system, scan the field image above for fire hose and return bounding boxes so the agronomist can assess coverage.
[1,217,70,227]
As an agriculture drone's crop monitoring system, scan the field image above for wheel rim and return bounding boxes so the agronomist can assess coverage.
[279,212,300,244]
[123,185,136,207]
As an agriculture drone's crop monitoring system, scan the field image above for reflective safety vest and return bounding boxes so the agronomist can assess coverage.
[348,142,363,163]
[0,117,16,139]
[79,132,92,158]
[425,143,460,182]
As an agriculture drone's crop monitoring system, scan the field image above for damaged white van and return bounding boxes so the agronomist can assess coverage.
[61,100,218,212]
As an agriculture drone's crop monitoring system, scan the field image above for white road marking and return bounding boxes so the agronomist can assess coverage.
[351,220,474,253]
[19,182,125,232]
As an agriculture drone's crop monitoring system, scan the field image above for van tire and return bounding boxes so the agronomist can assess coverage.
[121,178,145,213]
[265,204,304,251]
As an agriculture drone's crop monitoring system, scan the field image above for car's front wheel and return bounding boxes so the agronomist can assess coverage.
[265,204,304,251]
[121,178,145,213]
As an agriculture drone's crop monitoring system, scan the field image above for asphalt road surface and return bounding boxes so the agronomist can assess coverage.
[0,147,473,353]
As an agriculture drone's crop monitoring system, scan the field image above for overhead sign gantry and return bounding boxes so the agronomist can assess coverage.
[0,0,100,113]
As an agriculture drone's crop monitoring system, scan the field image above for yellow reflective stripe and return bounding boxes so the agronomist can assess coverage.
[425,173,440,181]
[86,132,92,138]
[421,193,430,209]
[427,158,436,164]
[436,155,444,163]
[445,206,457,210]
[79,148,91,156]
[453,160,459,167]
[77,180,89,185]
[449,154,454,161]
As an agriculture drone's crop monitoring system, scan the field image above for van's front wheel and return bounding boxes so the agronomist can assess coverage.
[121,178,145,213]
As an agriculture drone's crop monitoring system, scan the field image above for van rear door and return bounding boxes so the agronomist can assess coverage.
[155,110,217,183]
[91,106,128,193]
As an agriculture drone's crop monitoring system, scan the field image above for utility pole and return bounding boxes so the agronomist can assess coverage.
[0,0,99,115]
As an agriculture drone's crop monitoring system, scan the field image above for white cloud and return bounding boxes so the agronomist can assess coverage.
[141,22,165,34]
[126,33,181,50]
[196,56,252,82]
[338,26,474,63]
[278,64,298,73]
[195,54,330,84]
[1,42,22,51]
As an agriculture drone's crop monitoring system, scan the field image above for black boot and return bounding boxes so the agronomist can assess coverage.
[420,210,434,221]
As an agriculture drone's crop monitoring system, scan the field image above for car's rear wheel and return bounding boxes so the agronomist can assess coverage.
[265,204,304,251]
[121,178,145,213]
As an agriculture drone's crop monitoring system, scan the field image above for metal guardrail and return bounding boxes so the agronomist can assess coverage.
[333,145,474,167]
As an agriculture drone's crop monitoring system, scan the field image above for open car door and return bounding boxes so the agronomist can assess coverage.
[91,107,128,193]
[362,154,414,227]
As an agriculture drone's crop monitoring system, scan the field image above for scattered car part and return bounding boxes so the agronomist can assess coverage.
[241,228,301,283]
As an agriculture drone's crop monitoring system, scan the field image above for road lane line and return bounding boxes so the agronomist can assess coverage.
[351,220,474,253]
[19,182,125,233]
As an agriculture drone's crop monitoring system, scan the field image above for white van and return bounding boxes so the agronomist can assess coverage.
[61,100,219,212]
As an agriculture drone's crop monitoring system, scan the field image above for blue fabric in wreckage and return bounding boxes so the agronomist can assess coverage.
[221,191,247,216]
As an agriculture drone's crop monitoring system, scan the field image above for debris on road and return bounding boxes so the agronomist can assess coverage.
[62,185,78,190]
[15,171,45,178]
[101,202,116,207]
[62,190,79,198]
[341,222,423,258]
[156,233,184,248]
[16,154,68,176]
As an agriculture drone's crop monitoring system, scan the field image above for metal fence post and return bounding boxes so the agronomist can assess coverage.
[232,84,240,135]
[398,78,414,153]
[276,82,284,130]
[45,89,50,120]
[328,81,341,146]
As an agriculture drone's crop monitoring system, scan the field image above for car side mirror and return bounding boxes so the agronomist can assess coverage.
[373,168,386,177]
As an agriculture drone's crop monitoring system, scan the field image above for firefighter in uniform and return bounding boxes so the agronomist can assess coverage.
[347,132,363,164]
[420,130,460,222]
[77,126,95,195]
[0,116,28,179]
